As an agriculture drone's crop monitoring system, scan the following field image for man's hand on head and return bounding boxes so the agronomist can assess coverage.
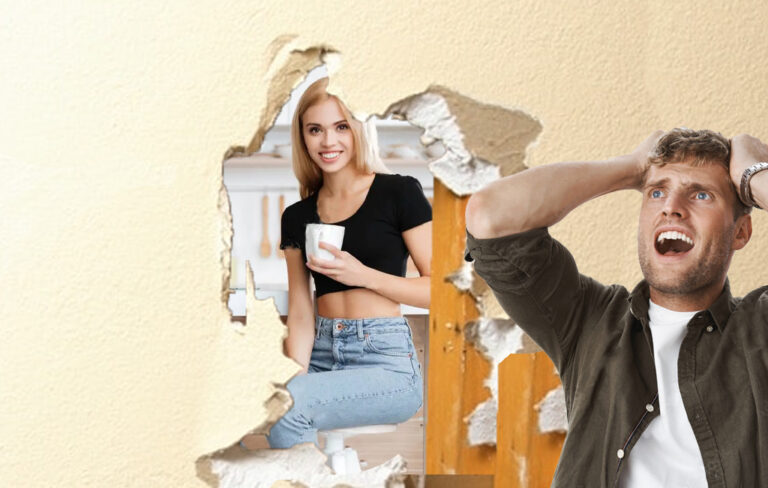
[628,130,665,190]
[730,134,768,188]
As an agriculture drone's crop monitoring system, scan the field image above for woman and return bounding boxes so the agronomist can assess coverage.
[266,77,432,448]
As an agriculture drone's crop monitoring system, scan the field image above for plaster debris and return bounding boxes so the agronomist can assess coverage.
[445,260,475,292]
[463,318,525,445]
[465,398,498,445]
[208,444,406,488]
[387,87,541,195]
[535,386,568,434]
[387,92,498,195]
[462,318,545,445]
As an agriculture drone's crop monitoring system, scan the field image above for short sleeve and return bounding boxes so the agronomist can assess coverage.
[279,204,302,250]
[397,176,432,232]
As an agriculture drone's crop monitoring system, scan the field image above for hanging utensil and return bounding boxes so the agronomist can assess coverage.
[260,194,271,258]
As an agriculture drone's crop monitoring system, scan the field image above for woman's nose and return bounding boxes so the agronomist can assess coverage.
[322,130,336,146]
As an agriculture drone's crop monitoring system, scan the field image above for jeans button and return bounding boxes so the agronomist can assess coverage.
[336,323,343,330]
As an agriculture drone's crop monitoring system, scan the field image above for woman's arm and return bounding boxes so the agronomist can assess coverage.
[306,221,432,309]
[366,221,431,308]
[283,248,316,373]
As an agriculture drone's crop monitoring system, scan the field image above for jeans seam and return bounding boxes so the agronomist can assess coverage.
[309,378,419,408]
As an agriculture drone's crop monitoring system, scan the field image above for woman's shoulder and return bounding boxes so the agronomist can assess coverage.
[282,194,316,220]
[374,172,423,192]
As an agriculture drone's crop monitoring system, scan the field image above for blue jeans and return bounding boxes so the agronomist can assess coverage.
[266,315,423,448]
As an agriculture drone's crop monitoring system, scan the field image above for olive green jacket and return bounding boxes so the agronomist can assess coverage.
[465,227,768,488]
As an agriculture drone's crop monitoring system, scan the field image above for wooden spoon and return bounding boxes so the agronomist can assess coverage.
[260,195,271,258]
[276,194,285,259]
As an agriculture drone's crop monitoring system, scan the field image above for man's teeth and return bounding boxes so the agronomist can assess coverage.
[656,231,693,245]
[321,152,340,159]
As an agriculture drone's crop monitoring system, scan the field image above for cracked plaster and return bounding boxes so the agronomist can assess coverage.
[207,444,406,488]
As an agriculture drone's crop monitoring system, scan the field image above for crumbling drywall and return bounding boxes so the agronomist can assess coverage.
[207,444,406,488]
[386,87,541,195]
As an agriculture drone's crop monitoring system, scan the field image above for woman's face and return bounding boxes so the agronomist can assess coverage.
[301,97,356,174]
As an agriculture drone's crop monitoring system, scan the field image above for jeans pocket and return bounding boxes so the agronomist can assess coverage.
[365,331,411,357]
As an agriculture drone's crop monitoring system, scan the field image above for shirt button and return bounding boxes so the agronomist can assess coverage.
[646,404,654,412]
[617,449,625,459]
[706,325,714,332]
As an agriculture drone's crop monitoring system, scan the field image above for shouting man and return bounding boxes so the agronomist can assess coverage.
[464,128,768,487]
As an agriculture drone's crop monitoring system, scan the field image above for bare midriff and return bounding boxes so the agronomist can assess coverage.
[317,288,401,319]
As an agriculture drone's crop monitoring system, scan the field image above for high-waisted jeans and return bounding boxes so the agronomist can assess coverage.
[266,315,423,448]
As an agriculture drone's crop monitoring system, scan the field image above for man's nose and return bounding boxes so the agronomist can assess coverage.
[662,191,687,218]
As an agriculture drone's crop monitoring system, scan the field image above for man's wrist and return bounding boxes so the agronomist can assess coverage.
[739,162,768,209]
[749,170,768,210]
[612,154,647,191]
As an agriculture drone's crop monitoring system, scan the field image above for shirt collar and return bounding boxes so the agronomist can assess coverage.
[628,279,735,332]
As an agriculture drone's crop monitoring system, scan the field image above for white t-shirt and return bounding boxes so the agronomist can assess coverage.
[618,300,708,487]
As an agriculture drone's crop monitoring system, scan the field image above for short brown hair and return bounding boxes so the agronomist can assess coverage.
[648,128,751,217]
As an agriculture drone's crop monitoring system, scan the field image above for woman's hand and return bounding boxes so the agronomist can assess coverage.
[306,242,372,287]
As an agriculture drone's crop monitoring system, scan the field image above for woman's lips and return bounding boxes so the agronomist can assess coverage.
[319,151,341,162]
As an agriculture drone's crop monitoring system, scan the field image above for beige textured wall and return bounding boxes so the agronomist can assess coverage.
[2,1,768,486]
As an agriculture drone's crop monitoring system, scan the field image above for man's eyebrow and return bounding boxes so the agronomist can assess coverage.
[643,177,721,194]
[643,177,669,189]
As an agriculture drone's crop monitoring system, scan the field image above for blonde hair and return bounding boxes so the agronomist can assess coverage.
[291,77,388,199]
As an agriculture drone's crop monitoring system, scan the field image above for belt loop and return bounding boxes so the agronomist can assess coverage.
[315,317,322,339]
[357,318,365,341]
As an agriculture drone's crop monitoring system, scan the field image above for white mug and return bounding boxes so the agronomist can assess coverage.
[305,223,345,261]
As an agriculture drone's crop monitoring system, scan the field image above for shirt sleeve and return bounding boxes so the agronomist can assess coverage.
[397,175,432,232]
[464,227,615,374]
[279,204,302,250]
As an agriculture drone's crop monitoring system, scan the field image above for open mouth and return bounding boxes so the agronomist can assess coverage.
[655,230,695,256]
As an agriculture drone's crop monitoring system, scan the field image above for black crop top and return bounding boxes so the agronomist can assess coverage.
[280,173,432,297]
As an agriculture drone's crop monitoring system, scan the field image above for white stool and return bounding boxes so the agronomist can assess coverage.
[318,424,398,475]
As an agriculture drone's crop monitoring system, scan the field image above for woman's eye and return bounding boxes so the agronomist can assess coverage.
[695,191,711,200]
[651,189,663,198]
[337,123,349,131]
[308,127,321,134]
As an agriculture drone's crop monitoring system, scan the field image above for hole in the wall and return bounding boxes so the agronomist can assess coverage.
[206,43,546,486]
[215,56,436,484]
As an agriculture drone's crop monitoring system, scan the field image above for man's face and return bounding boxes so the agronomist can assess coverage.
[637,161,750,303]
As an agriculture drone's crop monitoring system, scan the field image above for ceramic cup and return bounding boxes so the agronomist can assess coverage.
[305,223,345,261]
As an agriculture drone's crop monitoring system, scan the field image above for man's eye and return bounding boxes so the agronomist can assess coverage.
[651,189,664,198]
[695,191,711,200]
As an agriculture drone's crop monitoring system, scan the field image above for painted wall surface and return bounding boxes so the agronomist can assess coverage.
[3,1,768,486]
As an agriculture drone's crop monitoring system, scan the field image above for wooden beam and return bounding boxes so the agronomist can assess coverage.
[495,352,565,487]
[427,178,495,474]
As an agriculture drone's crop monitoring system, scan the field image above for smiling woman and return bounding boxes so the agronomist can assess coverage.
[262,77,433,452]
